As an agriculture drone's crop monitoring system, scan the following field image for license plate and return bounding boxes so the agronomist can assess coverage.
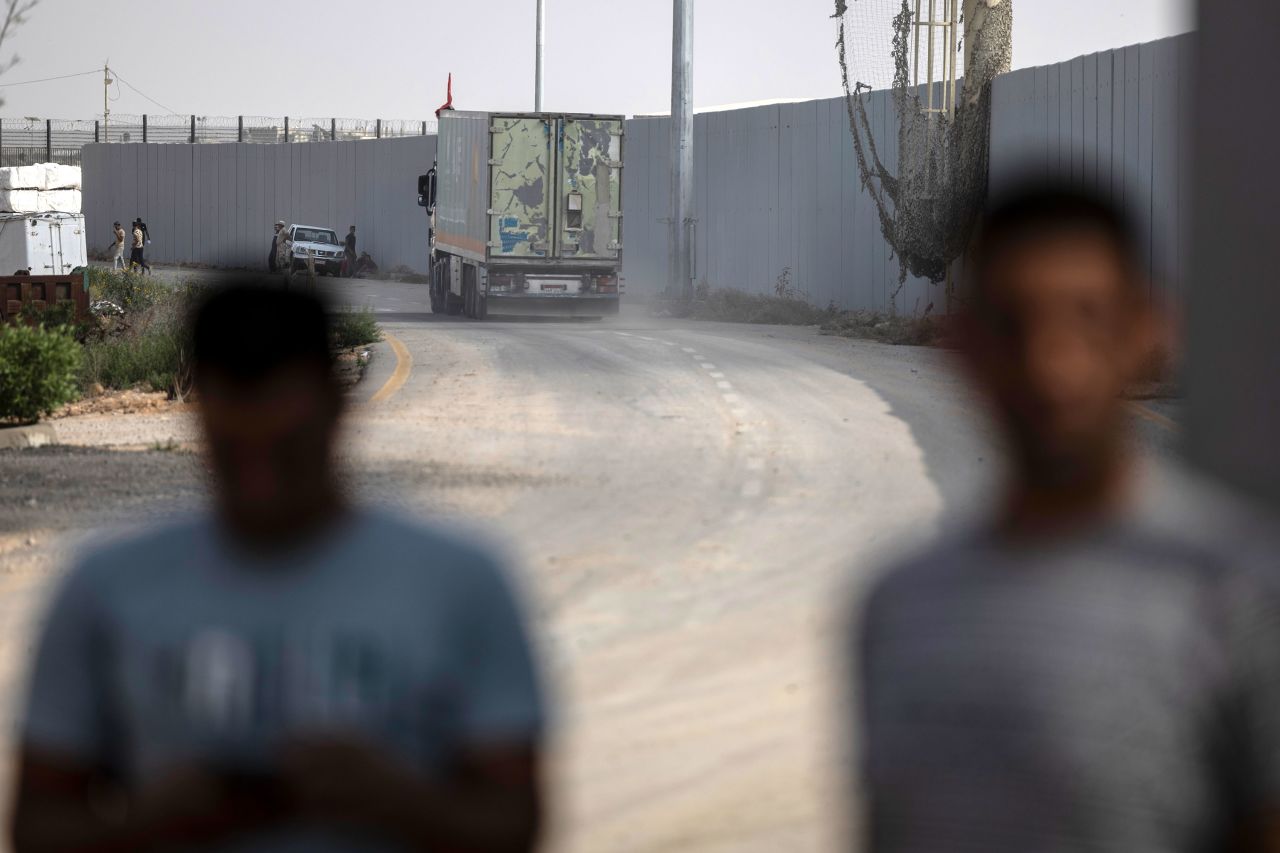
[541,284,567,292]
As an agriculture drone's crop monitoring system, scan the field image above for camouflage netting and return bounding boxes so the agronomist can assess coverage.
[834,0,1013,304]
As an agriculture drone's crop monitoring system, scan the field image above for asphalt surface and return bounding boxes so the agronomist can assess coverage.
[0,271,1183,852]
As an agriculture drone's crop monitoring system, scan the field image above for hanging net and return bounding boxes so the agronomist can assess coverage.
[833,0,1012,303]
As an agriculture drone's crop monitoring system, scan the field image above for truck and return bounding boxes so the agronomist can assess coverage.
[0,212,87,276]
[420,111,624,319]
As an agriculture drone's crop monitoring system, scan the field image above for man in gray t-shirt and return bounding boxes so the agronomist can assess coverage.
[10,284,546,852]
[855,185,1280,852]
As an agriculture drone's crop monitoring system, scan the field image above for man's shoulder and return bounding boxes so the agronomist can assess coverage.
[355,509,513,584]
[861,529,986,614]
[66,518,208,592]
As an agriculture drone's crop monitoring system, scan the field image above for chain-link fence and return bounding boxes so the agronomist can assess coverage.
[0,114,438,166]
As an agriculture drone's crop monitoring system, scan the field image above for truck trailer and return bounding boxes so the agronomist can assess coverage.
[421,111,624,318]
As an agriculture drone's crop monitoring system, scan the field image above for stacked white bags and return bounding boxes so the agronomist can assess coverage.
[0,163,82,213]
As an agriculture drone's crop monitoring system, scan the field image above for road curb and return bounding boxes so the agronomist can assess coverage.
[0,422,58,450]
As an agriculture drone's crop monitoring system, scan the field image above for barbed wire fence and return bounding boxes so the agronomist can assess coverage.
[0,114,438,167]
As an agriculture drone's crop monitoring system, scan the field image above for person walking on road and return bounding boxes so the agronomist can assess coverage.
[343,225,357,278]
[854,183,1280,853]
[110,221,127,271]
[9,283,548,852]
[128,219,151,275]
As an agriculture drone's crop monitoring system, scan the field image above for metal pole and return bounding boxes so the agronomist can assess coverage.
[376,119,382,139]
[535,0,546,111]
[284,116,289,142]
[142,114,147,143]
[912,0,923,89]
[669,0,694,306]
[103,64,110,140]
[926,0,937,114]
[332,118,337,141]
[45,119,51,162]
[238,115,244,143]
[947,0,958,117]
[94,120,99,143]
[190,115,196,144]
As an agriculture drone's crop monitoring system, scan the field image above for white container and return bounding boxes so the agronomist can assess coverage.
[0,163,82,191]
[0,188,81,213]
[0,212,88,275]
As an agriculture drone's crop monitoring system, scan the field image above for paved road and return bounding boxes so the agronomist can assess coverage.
[1,271,1181,851]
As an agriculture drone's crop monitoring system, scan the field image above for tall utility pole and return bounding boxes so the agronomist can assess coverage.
[534,0,546,111]
[103,63,112,140]
[669,0,694,307]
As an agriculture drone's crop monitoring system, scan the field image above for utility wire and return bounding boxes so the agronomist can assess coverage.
[110,69,179,115]
[0,68,99,88]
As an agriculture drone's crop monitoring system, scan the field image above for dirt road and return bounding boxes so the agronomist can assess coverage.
[0,280,1178,850]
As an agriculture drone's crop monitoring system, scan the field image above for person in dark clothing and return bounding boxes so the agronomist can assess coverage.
[129,220,151,275]
[343,226,357,277]
[269,221,286,272]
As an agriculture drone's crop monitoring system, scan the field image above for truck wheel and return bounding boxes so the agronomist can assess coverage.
[429,286,443,314]
[445,292,463,316]
[477,296,488,320]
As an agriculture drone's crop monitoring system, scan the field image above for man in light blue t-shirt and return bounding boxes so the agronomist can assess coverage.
[10,284,546,852]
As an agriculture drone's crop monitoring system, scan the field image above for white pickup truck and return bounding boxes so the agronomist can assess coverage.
[288,224,346,275]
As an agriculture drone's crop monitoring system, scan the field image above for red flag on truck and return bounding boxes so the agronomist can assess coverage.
[435,74,454,119]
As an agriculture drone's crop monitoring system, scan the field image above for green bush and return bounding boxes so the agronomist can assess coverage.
[0,323,82,423]
[330,308,382,348]
[87,267,166,314]
[79,283,199,396]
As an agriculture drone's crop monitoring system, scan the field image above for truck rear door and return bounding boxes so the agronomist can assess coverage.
[489,116,554,259]
[557,118,623,260]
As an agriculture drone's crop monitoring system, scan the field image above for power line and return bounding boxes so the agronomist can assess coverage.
[110,69,179,115]
[0,68,99,88]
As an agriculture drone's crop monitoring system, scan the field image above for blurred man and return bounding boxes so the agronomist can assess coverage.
[8,284,546,852]
[855,184,1280,852]
[274,221,292,274]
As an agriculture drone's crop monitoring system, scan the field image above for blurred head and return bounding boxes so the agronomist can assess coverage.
[192,283,342,538]
[349,226,356,233]
[963,183,1163,490]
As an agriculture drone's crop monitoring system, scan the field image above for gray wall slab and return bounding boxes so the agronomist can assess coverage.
[989,33,1193,303]
[81,135,436,273]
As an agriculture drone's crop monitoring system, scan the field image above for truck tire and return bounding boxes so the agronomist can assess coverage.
[445,291,463,316]
[477,296,488,320]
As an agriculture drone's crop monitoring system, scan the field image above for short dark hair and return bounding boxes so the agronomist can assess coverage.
[972,182,1143,301]
[192,281,333,384]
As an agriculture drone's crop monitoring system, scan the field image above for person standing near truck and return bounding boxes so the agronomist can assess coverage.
[343,226,356,278]
[110,221,127,271]
[129,220,151,275]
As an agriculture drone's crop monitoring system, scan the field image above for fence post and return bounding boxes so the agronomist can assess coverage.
[331,118,336,141]
[190,115,196,144]
[142,114,147,143]
[45,119,51,162]
[421,120,427,135]
[284,116,289,143]
[238,115,243,143]
[376,119,381,139]
[1,119,5,167]
[94,120,100,143]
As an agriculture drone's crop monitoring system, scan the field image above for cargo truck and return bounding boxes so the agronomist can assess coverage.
[419,111,624,318]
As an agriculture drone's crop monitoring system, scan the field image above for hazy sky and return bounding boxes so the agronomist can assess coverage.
[0,1,1194,121]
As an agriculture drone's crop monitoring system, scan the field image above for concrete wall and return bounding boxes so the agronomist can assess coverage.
[989,33,1193,304]
[623,92,942,314]
[81,135,436,273]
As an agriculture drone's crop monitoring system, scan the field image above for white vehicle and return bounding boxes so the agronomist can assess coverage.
[288,224,346,275]
[0,212,88,276]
